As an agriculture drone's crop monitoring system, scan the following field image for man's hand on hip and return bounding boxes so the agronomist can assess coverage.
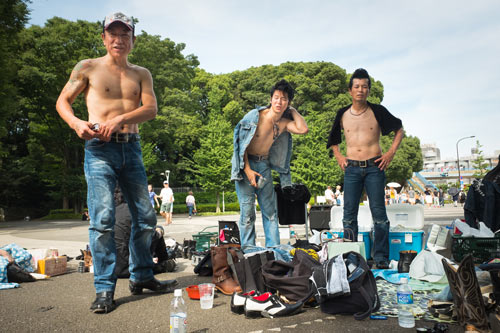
[375,151,395,171]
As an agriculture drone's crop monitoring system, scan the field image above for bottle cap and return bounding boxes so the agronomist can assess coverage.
[400,277,408,284]
[174,289,182,297]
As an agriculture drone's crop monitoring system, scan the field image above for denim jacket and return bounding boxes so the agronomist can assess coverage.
[231,106,292,187]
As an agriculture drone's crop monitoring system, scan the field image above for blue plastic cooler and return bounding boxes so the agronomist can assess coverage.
[388,230,424,261]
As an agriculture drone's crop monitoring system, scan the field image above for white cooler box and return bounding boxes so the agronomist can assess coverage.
[329,205,373,232]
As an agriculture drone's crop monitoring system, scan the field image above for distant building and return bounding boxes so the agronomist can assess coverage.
[419,143,499,186]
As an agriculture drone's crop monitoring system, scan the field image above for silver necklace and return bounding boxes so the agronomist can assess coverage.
[349,105,369,116]
[272,120,280,140]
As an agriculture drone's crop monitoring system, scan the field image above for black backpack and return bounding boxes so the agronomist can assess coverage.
[311,251,380,320]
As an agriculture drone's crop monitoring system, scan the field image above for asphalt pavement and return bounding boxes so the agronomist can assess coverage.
[0,205,465,332]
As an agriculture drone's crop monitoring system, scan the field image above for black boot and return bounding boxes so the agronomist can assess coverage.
[90,291,116,314]
[129,278,178,295]
[397,250,417,273]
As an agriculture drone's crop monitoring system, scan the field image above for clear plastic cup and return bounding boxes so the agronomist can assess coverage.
[198,283,215,309]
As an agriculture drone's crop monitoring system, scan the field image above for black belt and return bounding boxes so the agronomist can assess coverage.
[248,154,269,161]
[347,156,380,168]
[109,133,140,143]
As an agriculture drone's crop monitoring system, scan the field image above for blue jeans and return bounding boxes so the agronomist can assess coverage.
[342,164,389,263]
[187,205,193,216]
[84,138,157,293]
[235,159,280,249]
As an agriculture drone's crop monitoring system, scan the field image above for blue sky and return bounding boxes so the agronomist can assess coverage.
[28,0,500,160]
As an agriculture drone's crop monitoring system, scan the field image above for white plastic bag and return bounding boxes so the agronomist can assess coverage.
[409,250,448,283]
[454,219,494,238]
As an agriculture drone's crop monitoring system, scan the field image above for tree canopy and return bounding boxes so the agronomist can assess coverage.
[0,11,424,219]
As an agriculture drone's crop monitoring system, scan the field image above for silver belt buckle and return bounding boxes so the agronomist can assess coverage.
[116,133,128,143]
[359,160,367,168]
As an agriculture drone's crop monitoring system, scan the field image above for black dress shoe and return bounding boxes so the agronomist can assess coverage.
[376,261,390,269]
[129,278,178,295]
[90,291,116,314]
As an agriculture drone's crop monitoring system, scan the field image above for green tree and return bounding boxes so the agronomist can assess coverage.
[129,32,201,187]
[190,114,233,212]
[15,18,104,212]
[472,140,489,179]
[0,0,30,160]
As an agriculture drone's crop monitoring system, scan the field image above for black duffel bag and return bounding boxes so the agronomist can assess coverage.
[311,251,380,320]
[261,250,321,302]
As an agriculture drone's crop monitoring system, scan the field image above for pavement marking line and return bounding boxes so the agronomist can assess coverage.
[314,319,323,322]
[283,324,298,328]
[301,321,312,325]
[268,328,281,331]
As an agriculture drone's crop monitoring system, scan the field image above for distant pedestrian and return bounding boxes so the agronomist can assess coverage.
[439,189,444,207]
[408,187,416,205]
[148,184,160,209]
[185,191,196,219]
[324,186,335,205]
[459,190,466,207]
[335,185,342,206]
[159,181,174,225]
[433,188,440,208]
[425,189,432,207]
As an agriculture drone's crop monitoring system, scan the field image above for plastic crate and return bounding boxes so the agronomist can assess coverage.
[452,234,500,264]
[192,226,218,252]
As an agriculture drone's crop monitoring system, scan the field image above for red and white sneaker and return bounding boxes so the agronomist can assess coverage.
[231,290,257,315]
[244,292,303,318]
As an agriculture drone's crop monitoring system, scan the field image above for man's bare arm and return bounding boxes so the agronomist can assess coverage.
[375,128,404,170]
[243,151,261,188]
[331,145,348,171]
[97,68,158,140]
[285,108,308,134]
[56,60,96,140]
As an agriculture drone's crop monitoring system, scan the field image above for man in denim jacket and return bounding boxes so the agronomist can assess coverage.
[231,80,308,249]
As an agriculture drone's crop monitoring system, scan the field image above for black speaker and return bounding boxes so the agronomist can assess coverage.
[309,205,333,230]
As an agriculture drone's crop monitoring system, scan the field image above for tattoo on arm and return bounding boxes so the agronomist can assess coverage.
[62,60,89,96]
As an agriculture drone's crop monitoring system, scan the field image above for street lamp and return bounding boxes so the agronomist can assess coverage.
[160,170,170,183]
[456,136,475,189]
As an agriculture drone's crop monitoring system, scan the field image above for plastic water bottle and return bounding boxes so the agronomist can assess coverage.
[170,289,187,333]
[397,277,415,328]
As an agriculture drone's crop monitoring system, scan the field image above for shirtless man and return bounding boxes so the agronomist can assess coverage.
[327,68,403,269]
[231,79,308,251]
[56,12,176,314]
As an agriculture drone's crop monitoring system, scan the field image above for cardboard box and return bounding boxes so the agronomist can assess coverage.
[37,256,67,276]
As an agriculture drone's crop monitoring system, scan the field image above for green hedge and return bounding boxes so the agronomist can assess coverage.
[41,209,81,220]
[172,191,238,204]
[172,202,244,214]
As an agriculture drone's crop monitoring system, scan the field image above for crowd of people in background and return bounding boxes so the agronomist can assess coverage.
[383,186,467,207]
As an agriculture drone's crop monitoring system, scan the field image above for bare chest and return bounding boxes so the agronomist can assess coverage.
[341,109,380,137]
[87,66,141,102]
